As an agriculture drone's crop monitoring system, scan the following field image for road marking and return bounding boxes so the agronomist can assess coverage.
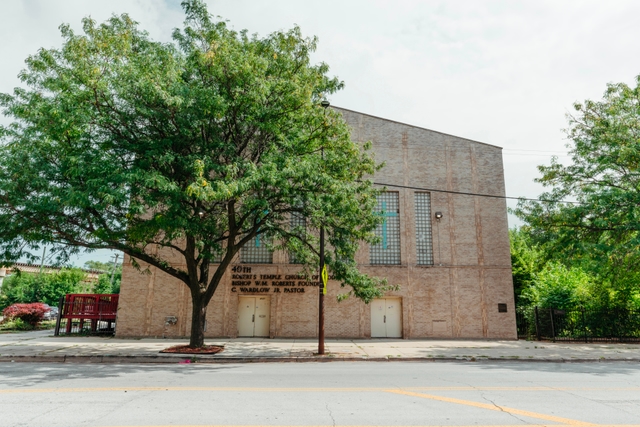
[3,386,638,427]
[2,386,640,394]
[93,425,640,427]
[387,389,598,426]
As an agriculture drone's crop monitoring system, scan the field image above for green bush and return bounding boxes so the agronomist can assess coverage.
[85,261,121,294]
[0,318,56,332]
[0,268,86,309]
[92,271,121,294]
[0,318,32,331]
[521,262,595,310]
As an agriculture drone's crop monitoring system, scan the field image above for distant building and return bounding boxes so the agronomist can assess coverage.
[116,108,516,339]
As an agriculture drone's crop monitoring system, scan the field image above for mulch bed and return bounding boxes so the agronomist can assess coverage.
[160,344,224,355]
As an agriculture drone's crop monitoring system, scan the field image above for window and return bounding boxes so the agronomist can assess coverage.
[414,192,434,265]
[240,234,273,264]
[370,192,401,265]
[289,212,306,264]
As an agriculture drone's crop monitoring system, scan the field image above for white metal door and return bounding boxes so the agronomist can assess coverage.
[238,296,256,337]
[238,296,271,337]
[371,299,387,337]
[385,299,402,338]
[253,296,270,337]
[371,298,402,338]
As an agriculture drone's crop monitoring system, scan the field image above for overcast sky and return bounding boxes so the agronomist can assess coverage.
[2,0,639,266]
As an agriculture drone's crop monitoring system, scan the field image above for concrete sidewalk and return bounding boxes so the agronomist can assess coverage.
[1,329,639,363]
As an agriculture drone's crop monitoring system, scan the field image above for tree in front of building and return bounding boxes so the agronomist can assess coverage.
[0,0,390,348]
[515,75,640,309]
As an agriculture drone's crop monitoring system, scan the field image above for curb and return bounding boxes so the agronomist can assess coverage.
[2,354,640,364]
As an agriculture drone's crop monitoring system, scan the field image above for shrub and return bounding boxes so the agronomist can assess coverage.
[520,262,596,310]
[0,318,32,331]
[2,303,49,327]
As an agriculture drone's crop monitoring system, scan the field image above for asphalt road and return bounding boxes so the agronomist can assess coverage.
[1,361,640,427]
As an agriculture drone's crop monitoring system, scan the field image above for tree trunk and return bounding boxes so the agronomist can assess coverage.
[189,293,207,348]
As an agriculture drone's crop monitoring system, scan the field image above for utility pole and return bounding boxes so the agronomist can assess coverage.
[39,246,46,274]
[318,98,330,355]
[318,216,325,354]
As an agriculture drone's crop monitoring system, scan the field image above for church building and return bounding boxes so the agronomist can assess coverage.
[115,107,517,339]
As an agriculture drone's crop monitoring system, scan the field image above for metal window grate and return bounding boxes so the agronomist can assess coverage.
[415,192,434,265]
[289,212,306,264]
[370,192,401,265]
[240,234,273,264]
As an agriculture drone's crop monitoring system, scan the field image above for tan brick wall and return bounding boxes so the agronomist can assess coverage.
[115,108,517,340]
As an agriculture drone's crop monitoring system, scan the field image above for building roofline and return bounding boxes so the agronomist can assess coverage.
[332,106,503,150]
[5,262,103,275]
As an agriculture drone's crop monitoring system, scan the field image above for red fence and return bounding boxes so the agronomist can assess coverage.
[54,294,119,336]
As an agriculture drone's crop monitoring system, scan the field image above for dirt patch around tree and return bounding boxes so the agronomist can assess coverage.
[160,344,224,355]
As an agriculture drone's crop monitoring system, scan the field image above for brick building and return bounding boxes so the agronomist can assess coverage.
[116,107,516,339]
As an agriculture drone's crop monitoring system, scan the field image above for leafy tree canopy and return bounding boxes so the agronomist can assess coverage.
[84,260,122,294]
[83,261,112,272]
[0,0,389,346]
[0,268,87,309]
[509,227,624,311]
[515,75,640,307]
[509,227,542,304]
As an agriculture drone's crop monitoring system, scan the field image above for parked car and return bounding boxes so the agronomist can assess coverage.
[42,305,59,321]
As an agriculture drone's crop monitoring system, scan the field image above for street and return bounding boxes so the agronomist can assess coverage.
[1,361,640,427]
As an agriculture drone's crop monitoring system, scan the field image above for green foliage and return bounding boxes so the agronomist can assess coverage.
[509,226,617,311]
[0,0,389,347]
[0,268,86,309]
[84,261,111,272]
[521,262,594,310]
[509,228,542,304]
[0,318,33,331]
[515,75,640,309]
[92,270,121,294]
[84,260,122,294]
[0,318,56,332]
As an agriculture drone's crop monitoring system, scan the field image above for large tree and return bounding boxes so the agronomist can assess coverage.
[0,0,389,347]
[515,75,640,307]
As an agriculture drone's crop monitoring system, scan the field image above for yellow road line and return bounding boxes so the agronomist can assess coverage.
[2,386,640,394]
[93,425,640,427]
[387,389,597,426]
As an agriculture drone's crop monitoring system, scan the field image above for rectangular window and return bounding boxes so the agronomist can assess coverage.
[289,212,306,264]
[415,192,434,265]
[370,192,401,265]
[240,235,273,264]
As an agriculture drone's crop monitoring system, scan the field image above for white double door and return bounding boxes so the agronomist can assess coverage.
[238,296,270,337]
[371,298,402,338]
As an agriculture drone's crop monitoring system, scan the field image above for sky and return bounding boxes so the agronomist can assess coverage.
[1,0,639,266]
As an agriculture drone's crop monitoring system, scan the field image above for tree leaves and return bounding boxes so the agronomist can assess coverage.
[515,75,640,307]
[0,0,389,332]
